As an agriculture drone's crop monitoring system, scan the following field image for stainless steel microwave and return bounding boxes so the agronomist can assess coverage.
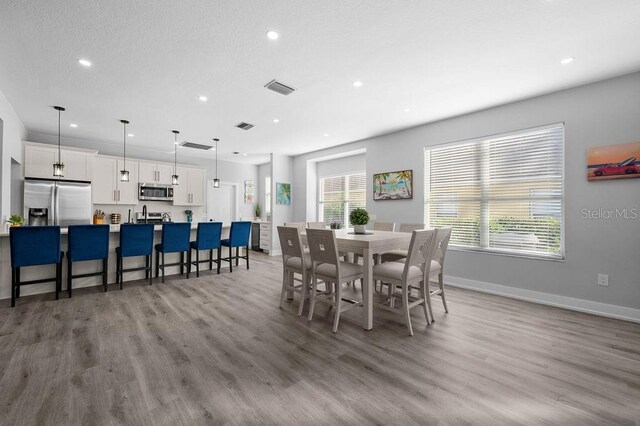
[139,183,174,201]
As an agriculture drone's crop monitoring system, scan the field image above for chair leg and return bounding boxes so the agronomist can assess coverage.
[297,272,307,316]
[56,262,62,300]
[155,250,160,278]
[402,286,414,336]
[426,282,435,323]
[161,252,165,283]
[308,275,319,322]
[246,246,250,270]
[279,267,288,309]
[120,255,124,290]
[421,282,431,326]
[196,249,200,278]
[16,268,21,299]
[217,248,221,274]
[439,274,448,313]
[180,252,184,275]
[209,249,213,270]
[186,251,191,279]
[229,246,233,273]
[235,247,239,266]
[332,284,342,333]
[147,255,152,285]
[11,267,17,307]
[67,258,73,298]
[102,258,108,292]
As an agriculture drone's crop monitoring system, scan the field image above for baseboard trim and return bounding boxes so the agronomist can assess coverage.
[445,276,640,324]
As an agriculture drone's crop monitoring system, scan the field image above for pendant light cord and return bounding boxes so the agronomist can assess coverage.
[123,122,126,169]
[215,139,219,179]
[57,108,61,163]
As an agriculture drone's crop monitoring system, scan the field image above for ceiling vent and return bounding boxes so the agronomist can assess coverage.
[236,122,254,131]
[264,79,296,96]
[180,141,213,150]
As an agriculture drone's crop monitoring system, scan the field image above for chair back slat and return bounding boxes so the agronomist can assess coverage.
[120,223,154,257]
[68,224,110,261]
[306,228,340,274]
[373,222,395,232]
[306,222,326,229]
[434,227,452,266]
[404,229,438,279]
[398,223,425,233]
[228,221,252,247]
[10,226,61,267]
[161,222,191,253]
[277,226,305,261]
[196,222,223,250]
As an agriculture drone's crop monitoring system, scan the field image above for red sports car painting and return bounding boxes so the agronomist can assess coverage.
[587,142,640,181]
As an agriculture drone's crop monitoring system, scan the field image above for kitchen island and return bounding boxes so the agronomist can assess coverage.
[0,223,232,301]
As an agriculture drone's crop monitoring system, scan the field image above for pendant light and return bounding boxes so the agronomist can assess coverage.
[120,120,130,182]
[172,130,180,185]
[213,138,220,188]
[52,106,65,177]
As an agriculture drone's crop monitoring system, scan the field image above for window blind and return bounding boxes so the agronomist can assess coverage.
[319,172,366,227]
[425,124,564,259]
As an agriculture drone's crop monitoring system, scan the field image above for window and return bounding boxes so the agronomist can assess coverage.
[319,172,366,227]
[425,124,564,259]
[265,176,271,214]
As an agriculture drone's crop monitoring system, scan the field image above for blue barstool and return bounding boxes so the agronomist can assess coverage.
[116,223,155,288]
[155,222,191,283]
[9,226,64,307]
[67,224,110,296]
[220,221,252,272]
[190,222,223,277]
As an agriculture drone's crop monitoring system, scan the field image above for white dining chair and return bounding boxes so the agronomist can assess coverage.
[373,222,395,232]
[429,227,452,316]
[372,229,438,336]
[284,222,306,234]
[277,226,312,316]
[380,223,425,263]
[307,222,326,229]
[306,228,364,332]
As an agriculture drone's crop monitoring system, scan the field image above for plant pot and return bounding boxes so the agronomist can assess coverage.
[353,224,367,234]
[10,224,21,227]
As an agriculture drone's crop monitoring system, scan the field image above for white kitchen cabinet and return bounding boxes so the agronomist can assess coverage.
[24,144,93,181]
[93,156,139,204]
[172,166,206,206]
[138,161,175,185]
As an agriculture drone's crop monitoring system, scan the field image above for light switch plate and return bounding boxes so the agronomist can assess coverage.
[597,273,609,287]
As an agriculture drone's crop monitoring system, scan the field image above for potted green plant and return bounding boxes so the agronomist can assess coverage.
[255,203,261,220]
[9,215,24,227]
[349,208,369,234]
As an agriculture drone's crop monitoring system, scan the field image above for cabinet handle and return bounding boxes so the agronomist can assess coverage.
[118,190,121,202]
[155,170,158,181]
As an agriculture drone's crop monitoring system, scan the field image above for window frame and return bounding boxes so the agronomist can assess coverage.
[424,123,566,261]
[318,170,366,227]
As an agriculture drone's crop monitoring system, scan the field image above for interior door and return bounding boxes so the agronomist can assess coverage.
[207,182,236,223]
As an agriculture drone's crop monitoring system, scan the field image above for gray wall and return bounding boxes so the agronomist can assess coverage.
[316,153,366,177]
[292,72,640,311]
[0,88,27,221]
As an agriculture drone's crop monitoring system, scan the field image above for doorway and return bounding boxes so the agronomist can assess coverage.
[207,181,238,223]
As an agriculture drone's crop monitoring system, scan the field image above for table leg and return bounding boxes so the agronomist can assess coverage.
[362,248,373,330]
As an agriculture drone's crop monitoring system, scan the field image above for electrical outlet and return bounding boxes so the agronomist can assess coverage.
[597,273,609,287]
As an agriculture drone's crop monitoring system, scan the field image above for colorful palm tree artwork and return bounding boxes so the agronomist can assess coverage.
[373,170,413,200]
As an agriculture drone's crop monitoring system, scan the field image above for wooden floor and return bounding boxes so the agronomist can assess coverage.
[1,252,639,425]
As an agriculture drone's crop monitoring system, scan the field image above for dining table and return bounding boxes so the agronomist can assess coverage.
[302,229,412,330]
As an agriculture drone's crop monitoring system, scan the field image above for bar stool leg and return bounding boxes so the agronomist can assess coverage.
[102,258,108,292]
[67,258,73,298]
[119,255,124,290]
[161,252,165,283]
[209,249,213,270]
[187,250,191,278]
[195,250,200,277]
[246,245,250,270]
[235,247,240,266]
[155,250,160,278]
[16,268,21,299]
[217,249,221,274]
[180,252,184,275]
[229,246,233,273]
[11,267,17,307]
[146,255,152,285]
[56,262,62,300]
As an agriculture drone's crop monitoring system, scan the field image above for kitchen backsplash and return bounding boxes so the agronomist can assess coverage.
[94,201,205,224]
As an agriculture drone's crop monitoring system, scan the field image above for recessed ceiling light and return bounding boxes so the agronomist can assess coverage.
[242,153,248,156]
[272,118,279,123]
[69,123,78,128]
[198,95,208,102]
[77,58,92,67]
[353,80,363,87]
[128,133,134,137]
[323,133,329,137]
[266,30,279,40]
[560,57,575,65]
[404,108,411,112]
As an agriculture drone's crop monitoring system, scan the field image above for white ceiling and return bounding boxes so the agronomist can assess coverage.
[1,0,640,164]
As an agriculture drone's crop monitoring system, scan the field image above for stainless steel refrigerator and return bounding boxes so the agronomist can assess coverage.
[24,178,92,227]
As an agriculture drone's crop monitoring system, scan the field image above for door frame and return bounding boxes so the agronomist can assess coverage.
[206,180,238,222]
